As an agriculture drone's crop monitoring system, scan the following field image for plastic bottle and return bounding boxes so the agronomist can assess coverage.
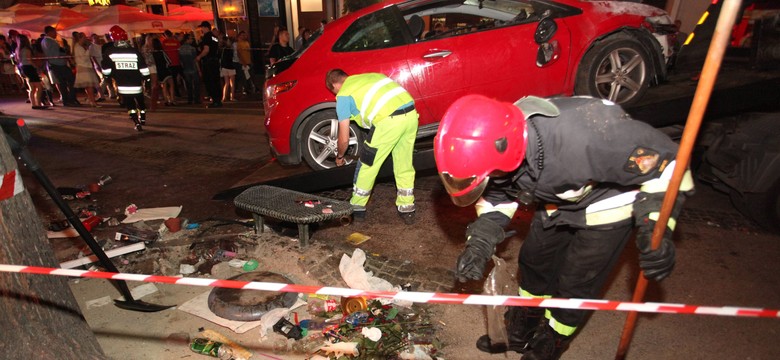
[189,338,236,359]
[307,296,340,317]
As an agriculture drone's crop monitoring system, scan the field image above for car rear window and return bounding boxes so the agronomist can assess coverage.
[333,6,409,52]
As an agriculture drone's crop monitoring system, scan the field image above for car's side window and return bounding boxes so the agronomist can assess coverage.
[420,13,494,40]
[333,7,408,52]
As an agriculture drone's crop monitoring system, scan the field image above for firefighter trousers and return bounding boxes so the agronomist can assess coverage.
[518,209,633,336]
[351,110,418,212]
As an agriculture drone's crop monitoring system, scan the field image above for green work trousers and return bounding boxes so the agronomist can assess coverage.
[351,110,419,212]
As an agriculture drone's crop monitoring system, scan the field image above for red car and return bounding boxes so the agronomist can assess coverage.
[264,0,675,170]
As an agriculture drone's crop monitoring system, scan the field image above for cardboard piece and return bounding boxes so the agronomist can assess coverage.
[122,206,183,224]
[59,242,146,269]
[47,228,79,239]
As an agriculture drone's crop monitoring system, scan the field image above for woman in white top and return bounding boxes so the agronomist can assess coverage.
[73,32,100,107]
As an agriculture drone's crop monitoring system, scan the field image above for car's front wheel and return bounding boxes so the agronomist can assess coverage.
[301,110,364,171]
[575,35,652,107]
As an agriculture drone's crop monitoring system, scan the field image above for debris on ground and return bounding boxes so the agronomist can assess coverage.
[122,205,182,223]
[191,328,253,360]
[304,298,444,359]
[346,232,371,246]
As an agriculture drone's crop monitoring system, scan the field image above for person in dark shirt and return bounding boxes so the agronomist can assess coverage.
[178,34,201,105]
[100,35,117,99]
[195,21,222,108]
[268,28,294,65]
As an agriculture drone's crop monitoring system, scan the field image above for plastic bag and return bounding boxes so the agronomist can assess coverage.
[483,255,518,350]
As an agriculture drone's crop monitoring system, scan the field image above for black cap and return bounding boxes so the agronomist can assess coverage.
[199,21,211,29]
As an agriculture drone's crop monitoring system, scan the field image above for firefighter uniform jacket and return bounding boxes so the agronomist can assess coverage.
[101,43,150,95]
[478,96,694,229]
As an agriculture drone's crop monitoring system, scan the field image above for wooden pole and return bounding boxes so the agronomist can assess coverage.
[614,0,743,358]
[0,126,107,359]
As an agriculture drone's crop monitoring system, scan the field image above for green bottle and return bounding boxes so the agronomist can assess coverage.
[190,338,234,358]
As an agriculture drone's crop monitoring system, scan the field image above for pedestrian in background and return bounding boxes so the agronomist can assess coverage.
[162,29,182,101]
[179,34,201,105]
[141,34,161,111]
[294,26,305,50]
[100,34,117,100]
[220,35,236,102]
[73,32,100,107]
[88,33,107,102]
[31,38,55,107]
[41,26,78,106]
[196,21,222,108]
[268,28,293,65]
[15,34,47,109]
[233,31,253,98]
[152,36,175,106]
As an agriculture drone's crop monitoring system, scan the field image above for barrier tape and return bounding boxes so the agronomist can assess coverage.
[0,170,24,201]
[0,264,778,319]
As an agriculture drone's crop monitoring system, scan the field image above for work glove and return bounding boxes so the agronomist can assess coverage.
[633,191,685,281]
[456,217,505,283]
[635,219,676,281]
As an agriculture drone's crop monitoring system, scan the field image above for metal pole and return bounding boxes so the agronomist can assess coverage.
[614,0,743,358]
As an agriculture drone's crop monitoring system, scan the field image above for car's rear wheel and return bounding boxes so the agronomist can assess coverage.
[575,35,651,107]
[301,110,364,171]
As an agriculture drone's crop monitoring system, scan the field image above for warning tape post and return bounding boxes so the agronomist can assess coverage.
[1,264,778,319]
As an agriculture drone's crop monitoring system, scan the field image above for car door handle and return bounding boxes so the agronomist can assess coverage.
[422,50,452,59]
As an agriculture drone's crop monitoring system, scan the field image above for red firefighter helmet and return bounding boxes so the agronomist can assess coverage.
[109,25,128,42]
[434,94,528,207]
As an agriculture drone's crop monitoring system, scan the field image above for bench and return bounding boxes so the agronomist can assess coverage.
[233,185,353,247]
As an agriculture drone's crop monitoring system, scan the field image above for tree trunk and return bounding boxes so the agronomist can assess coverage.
[0,128,106,358]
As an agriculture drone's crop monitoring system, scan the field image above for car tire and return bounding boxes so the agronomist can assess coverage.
[575,35,652,107]
[301,110,364,171]
[729,180,780,233]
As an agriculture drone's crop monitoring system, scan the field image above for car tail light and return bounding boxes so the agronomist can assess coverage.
[266,81,297,98]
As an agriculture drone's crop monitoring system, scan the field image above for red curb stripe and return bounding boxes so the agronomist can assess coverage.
[0,170,17,201]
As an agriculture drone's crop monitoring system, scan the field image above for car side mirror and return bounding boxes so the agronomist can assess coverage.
[534,18,557,44]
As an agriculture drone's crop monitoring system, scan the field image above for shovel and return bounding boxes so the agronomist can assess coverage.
[2,117,173,312]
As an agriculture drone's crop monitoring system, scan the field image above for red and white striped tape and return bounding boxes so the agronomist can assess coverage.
[1,264,778,319]
[0,170,24,201]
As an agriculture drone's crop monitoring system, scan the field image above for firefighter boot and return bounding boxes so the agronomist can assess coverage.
[129,111,143,131]
[476,306,543,354]
[139,110,146,125]
[521,320,572,360]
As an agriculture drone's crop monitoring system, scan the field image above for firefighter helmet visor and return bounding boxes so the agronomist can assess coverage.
[439,172,490,207]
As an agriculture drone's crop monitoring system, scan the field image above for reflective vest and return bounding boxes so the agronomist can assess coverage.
[338,73,413,129]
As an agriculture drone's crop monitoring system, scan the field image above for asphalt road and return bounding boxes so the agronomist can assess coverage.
[1,95,779,360]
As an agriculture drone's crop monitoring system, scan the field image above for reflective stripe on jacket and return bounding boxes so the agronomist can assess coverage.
[337,73,413,128]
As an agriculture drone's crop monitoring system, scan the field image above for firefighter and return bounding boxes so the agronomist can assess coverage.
[101,26,149,131]
[326,69,418,224]
[434,95,694,360]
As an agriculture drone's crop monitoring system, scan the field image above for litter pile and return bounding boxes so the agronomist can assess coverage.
[296,296,443,359]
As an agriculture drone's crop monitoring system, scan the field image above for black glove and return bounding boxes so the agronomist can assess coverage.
[633,191,685,281]
[635,219,676,281]
[456,218,505,282]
